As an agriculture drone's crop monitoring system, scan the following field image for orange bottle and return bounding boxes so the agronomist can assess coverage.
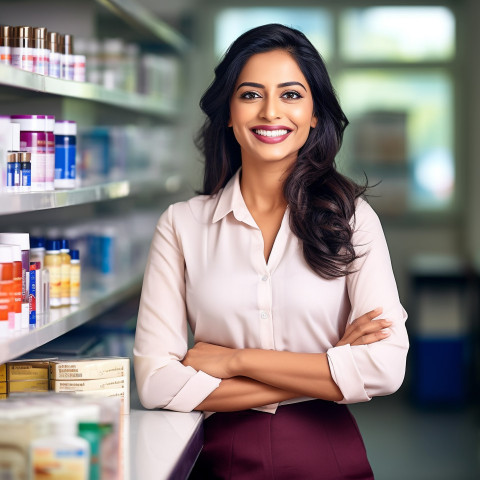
[0,245,14,336]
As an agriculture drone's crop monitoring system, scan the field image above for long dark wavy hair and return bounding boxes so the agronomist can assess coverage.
[196,24,367,279]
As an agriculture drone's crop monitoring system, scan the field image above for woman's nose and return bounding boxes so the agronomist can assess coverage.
[260,97,281,121]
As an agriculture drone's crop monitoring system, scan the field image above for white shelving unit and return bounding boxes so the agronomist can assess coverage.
[0,64,179,118]
[0,0,190,364]
[0,175,183,215]
[0,272,143,364]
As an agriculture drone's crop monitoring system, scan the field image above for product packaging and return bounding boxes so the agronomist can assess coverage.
[0,233,30,329]
[7,360,50,380]
[10,115,47,191]
[54,120,77,189]
[49,357,130,381]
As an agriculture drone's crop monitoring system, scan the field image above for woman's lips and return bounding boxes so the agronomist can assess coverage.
[251,126,292,144]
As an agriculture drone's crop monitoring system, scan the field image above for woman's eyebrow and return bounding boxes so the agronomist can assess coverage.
[236,81,307,92]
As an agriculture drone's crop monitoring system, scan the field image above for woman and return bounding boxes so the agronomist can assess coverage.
[134,24,409,479]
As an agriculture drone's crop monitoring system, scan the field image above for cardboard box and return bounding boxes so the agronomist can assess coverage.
[49,358,129,380]
[8,379,49,393]
[7,361,50,381]
[50,376,128,392]
[0,364,6,382]
[72,387,130,414]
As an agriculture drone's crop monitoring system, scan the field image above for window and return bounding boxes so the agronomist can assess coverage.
[214,6,456,215]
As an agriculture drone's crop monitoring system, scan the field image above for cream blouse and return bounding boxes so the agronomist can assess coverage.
[134,169,409,413]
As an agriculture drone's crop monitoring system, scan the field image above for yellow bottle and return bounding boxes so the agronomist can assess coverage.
[59,240,71,307]
[44,240,61,308]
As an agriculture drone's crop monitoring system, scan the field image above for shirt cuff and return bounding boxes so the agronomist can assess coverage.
[164,370,221,412]
[327,344,371,404]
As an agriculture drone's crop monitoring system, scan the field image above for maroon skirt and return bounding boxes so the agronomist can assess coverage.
[189,399,374,480]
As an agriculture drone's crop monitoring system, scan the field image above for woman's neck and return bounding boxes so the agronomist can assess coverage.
[240,163,289,213]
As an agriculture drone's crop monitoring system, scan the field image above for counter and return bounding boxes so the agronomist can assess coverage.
[127,388,203,479]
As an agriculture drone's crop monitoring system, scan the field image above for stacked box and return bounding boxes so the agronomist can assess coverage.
[49,358,130,414]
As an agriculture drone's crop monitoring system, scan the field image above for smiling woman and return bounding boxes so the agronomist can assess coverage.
[134,23,408,479]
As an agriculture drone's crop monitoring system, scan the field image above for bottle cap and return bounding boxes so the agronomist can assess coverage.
[45,239,60,252]
[48,31,59,52]
[17,152,31,163]
[10,115,47,132]
[70,249,80,260]
[7,152,18,163]
[30,236,46,249]
[54,120,77,136]
[60,239,69,251]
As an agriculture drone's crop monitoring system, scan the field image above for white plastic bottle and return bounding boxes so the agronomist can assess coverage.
[30,412,90,480]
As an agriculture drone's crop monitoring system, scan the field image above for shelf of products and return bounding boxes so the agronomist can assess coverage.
[0,1,189,359]
[0,271,144,364]
[0,174,183,215]
[0,64,179,118]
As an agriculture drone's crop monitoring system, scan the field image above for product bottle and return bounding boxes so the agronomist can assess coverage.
[0,233,30,329]
[10,115,47,191]
[0,245,13,336]
[0,25,12,65]
[29,262,36,326]
[45,115,55,190]
[33,27,49,75]
[54,120,76,189]
[6,152,20,192]
[11,26,33,72]
[44,239,61,308]
[30,236,46,269]
[30,413,90,480]
[70,249,81,305]
[48,31,60,78]
[19,151,31,192]
[59,239,71,307]
[9,244,22,331]
[60,34,74,80]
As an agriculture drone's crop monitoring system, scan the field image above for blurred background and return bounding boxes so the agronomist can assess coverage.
[1,0,479,478]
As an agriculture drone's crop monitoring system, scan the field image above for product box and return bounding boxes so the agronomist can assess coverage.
[7,360,50,380]
[0,363,6,382]
[50,375,128,392]
[8,379,49,393]
[73,387,130,414]
[0,393,6,399]
[49,357,129,380]
[0,382,6,394]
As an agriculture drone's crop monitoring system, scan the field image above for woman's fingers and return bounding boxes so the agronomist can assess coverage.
[350,328,391,346]
[337,307,393,347]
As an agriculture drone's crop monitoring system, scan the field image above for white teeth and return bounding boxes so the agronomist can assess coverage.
[253,129,289,137]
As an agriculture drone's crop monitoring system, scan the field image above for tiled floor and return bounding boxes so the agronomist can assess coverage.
[350,392,480,480]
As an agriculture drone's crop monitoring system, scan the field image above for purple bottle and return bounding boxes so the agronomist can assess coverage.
[10,115,47,191]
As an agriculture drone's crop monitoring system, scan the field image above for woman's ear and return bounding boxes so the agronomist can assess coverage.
[310,115,318,128]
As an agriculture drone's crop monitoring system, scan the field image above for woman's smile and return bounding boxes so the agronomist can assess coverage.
[251,125,292,143]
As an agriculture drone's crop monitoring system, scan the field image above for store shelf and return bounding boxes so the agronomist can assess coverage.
[0,64,179,118]
[97,0,189,54]
[0,272,144,364]
[0,174,183,215]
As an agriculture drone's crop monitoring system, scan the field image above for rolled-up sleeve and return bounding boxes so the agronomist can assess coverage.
[326,199,409,404]
[134,204,221,412]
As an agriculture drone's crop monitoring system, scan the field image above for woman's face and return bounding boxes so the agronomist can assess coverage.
[229,49,317,170]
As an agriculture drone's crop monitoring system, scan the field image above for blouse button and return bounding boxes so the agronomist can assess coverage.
[260,311,268,319]
[261,275,268,282]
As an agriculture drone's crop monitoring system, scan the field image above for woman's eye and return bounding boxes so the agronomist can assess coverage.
[240,91,261,100]
[282,90,302,99]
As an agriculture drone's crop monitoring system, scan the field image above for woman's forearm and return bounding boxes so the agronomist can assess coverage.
[231,350,343,401]
[194,376,299,412]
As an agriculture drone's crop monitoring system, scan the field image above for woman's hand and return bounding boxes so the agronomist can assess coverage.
[336,307,392,347]
[182,341,238,379]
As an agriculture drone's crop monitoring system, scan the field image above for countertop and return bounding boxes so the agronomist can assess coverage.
[125,386,204,480]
